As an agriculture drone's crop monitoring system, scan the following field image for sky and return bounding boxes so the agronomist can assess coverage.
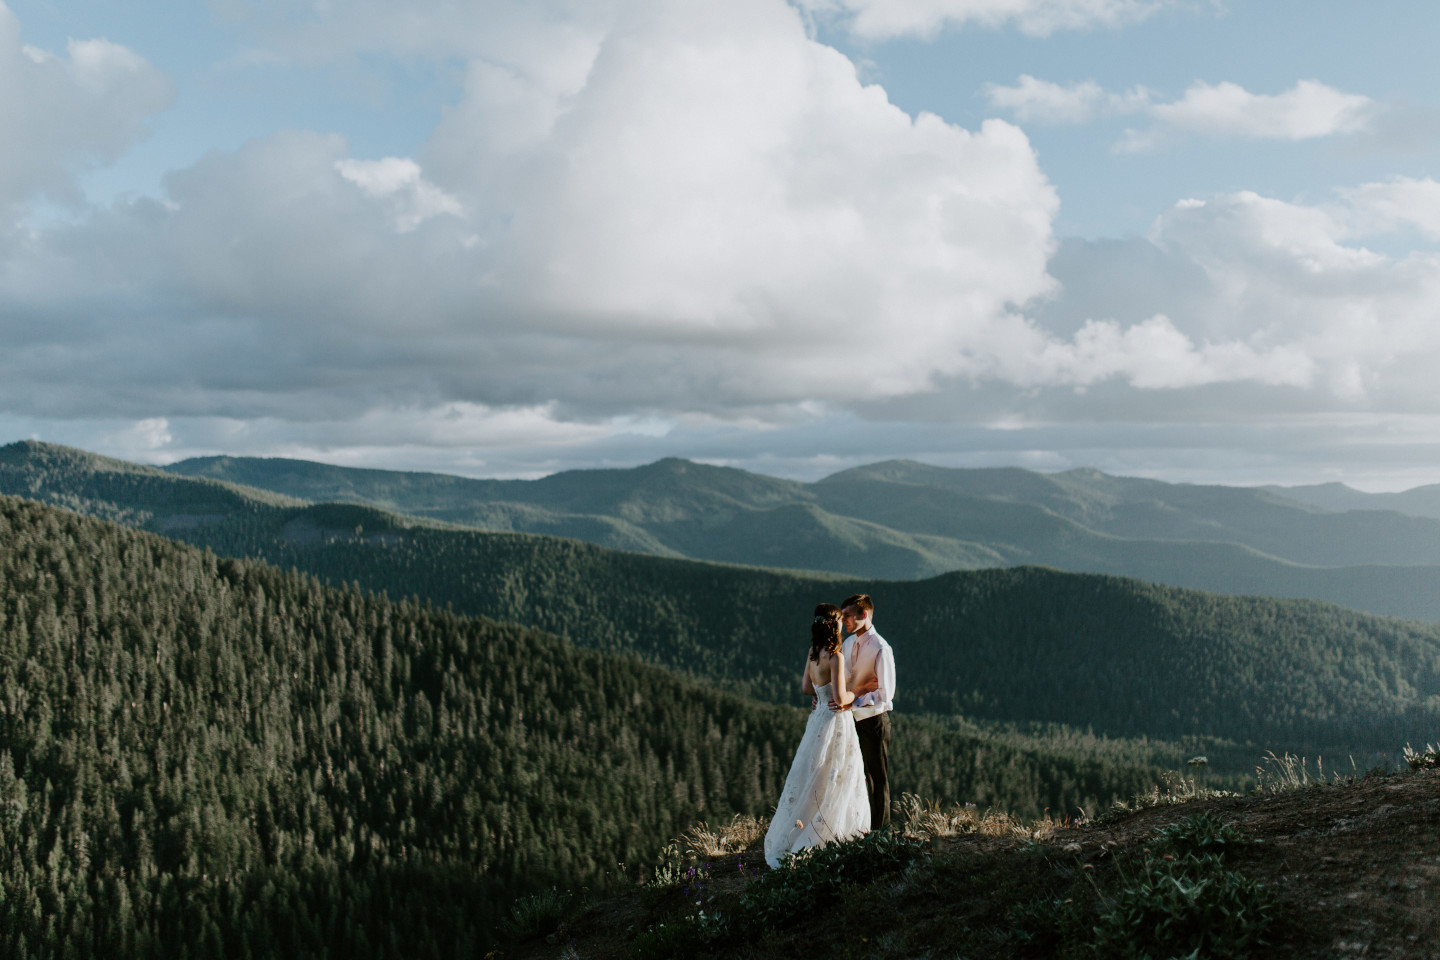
[4,0,1440,488]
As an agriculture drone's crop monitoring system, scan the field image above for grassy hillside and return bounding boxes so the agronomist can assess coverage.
[156,444,1440,618]
[0,495,1177,958]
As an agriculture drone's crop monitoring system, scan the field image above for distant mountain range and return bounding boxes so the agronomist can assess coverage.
[3,439,1437,765]
[149,445,1440,621]
[1259,481,1440,519]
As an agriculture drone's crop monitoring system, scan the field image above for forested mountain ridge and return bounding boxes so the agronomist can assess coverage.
[0,494,1171,958]
[4,441,1437,762]
[185,517,1438,759]
[0,439,305,527]
[154,443,1440,619]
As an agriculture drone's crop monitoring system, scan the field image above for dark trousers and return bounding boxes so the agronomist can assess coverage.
[855,712,891,829]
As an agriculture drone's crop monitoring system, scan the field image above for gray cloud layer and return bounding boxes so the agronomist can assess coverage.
[6,0,1440,486]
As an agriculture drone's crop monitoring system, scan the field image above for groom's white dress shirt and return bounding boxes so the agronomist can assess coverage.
[842,627,894,722]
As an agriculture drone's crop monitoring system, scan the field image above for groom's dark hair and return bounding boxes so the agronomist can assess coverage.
[842,594,873,616]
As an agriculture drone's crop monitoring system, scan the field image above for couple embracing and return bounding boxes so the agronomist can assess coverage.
[763,594,896,868]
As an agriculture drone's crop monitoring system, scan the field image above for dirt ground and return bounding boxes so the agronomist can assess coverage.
[1044,768,1440,959]
[512,767,1440,960]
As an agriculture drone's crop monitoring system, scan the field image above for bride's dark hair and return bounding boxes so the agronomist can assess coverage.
[808,603,843,663]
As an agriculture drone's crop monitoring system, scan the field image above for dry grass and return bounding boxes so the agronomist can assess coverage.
[1094,769,1246,823]
[673,796,1066,861]
[1253,750,1357,793]
[1402,742,1439,770]
[678,814,768,858]
[894,792,1064,840]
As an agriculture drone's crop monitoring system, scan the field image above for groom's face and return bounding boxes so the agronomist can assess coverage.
[842,605,867,634]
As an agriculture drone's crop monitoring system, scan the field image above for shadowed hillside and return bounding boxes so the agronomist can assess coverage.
[0,495,1177,959]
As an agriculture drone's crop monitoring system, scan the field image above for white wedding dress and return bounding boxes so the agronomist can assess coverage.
[764,682,871,868]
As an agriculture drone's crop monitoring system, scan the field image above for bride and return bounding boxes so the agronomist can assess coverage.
[763,603,871,868]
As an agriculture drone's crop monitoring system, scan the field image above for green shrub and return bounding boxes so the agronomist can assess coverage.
[733,828,923,934]
[647,843,690,889]
[501,887,573,943]
[631,916,707,960]
[631,829,923,957]
[1090,852,1273,960]
[1005,893,1085,949]
[1153,812,1249,860]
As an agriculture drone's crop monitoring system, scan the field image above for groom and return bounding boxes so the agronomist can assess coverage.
[831,593,895,829]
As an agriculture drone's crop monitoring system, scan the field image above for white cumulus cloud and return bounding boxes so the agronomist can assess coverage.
[334,157,463,232]
[1336,177,1440,242]
[221,0,1176,50]
[981,184,1440,414]
[1000,314,1316,391]
[982,75,1149,125]
[984,74,1377,151]
[0,0,1060,427]
[0,2,171,214]
[795,0,1172,39]
[1120,79,1377,151]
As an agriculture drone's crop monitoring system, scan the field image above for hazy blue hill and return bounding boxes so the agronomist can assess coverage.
[166,454,822,558]
[168,454,810,523]
[1051,469,1440,565]
[808,472,1440,618]
[155,445,1440,619]
[166,453,523,521]
[472,504,685,556]
[524,456,811,519]
[628,501,1007,578]
[1264,481,1440,521]
[828,459,1440,567]
[820,461,1102,519]
[811,473,1114,561]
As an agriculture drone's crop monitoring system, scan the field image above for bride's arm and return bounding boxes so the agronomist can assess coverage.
[800,659,815,697]
[833,651,855,707]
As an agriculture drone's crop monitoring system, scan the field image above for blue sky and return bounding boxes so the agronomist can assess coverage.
[4,0,1440,488]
